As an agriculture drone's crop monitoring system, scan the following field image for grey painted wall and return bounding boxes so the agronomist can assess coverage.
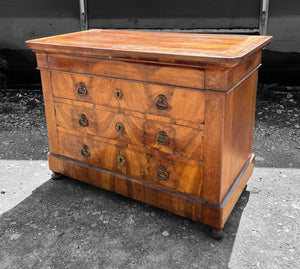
[0,0,80,50]
[267,0,300,53]
[88,0,261,29]
[0,0,299,85]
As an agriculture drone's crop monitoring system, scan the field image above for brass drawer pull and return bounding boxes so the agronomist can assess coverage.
[156,94,168,110]
[157,131,170,145]
[77,82,88,96]
[79,114,89,127]
[80,145,90,158]
[157,166,169,180]
[114,88,123,100]
[115,122,124,134]
[117,154,126,165]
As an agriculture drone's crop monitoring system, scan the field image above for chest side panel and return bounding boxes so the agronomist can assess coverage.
[221,70,258,202]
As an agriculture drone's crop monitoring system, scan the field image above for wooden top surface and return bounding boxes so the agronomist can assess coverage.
[26,29,272,67]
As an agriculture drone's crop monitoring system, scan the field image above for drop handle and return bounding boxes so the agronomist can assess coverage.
[77,82,88,96]
[157,165,169,180]
[79,114,89,127]
[155,94,168,110]
[157,131,170,145]
[80,145,90,158]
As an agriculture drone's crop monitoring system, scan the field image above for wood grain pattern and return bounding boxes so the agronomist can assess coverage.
[220,154,255,227]
[54,100,204,161]
[47,54,204,89]
[26,29,272,67]
[47,151,255,229]
[202,91,225,204]
[57,131,203,197]
[47,154,205,224]
[39,70,59,154]
[51,71,205,126]
[26,30,271,233]
[205,50,261,92]
[220,71,258,202]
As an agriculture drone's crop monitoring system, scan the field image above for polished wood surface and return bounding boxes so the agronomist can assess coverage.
[26,29,272,67]
[47,54,205,89]
[57,131,203,197]
[51,71,205,125]
[26,30,271,233]
[54,100,204,160]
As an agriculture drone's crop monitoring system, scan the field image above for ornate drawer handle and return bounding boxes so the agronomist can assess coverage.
[157,131,170,145]
[155,94,168,110]
[81,145,90,158]
[115,122,124,134]
[157,166,169,180]
[79,114,89,127]
[77,82,88,96]
[117,154,126,165]
[114,88,123,100]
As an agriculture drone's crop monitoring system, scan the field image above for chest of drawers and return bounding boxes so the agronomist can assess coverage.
[26,30,271,238]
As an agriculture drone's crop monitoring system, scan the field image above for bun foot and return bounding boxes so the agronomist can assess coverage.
[51,172,63,180]
[209,227,225,239]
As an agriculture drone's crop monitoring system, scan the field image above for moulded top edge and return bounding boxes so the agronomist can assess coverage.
[25,29,273,66]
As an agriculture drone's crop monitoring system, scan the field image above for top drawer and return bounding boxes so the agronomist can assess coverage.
[51,71,205,127]
[46,54,204,89]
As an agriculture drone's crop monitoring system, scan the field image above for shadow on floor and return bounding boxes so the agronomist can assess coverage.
[0,175,250,268]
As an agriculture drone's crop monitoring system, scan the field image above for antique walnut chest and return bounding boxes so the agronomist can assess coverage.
[26,30,272,238]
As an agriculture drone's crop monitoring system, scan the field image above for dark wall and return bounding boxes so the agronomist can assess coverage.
[0,0,80,87]
[88,0,260,29]
[0,0,299,87]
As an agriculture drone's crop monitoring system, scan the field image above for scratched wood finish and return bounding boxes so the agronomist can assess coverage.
[51,71,205,127]
[54,100,204,160]
[57,131,203,197]
[26,30,272,233]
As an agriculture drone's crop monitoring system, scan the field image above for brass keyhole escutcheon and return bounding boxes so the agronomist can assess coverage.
[80,145,90,158]
[117,154,126,165]
[77,82,88,96]
[114,89,123,100]
[79,114,89,127]
[115,122,124,134]
[157,131,170,145]
[157,166,169,180]
[155,94,168,110]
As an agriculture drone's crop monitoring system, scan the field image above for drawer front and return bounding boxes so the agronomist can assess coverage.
[47,54,204,89]
[54,100,204,161]
[57,131,203,197]
[51,71,205,126]
[54,101,144,147]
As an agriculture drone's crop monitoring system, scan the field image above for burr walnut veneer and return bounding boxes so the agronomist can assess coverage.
[26,30,272,237]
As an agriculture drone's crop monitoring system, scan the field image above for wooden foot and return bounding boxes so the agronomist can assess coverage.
[51,172,63,180]
[209,227,225,239]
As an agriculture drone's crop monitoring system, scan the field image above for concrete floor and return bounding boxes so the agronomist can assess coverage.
[0,160,299,268]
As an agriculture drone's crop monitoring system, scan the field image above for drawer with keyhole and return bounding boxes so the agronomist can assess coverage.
[51,71,205,127]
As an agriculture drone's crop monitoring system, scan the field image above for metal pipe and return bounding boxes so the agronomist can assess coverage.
[79,0,88,30]
[259,0,270,35]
